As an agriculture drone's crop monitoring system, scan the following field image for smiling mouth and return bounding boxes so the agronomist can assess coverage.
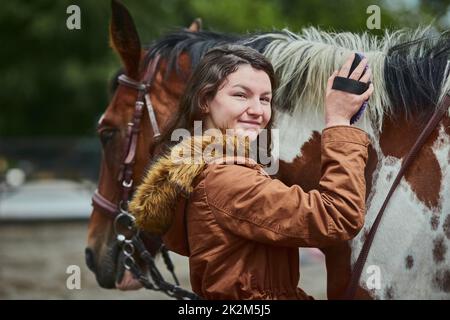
[238,120,261,127]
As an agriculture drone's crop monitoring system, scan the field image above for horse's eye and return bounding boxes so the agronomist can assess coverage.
[98,128,117,146]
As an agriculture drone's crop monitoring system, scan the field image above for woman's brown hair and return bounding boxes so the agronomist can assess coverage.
[153,44,278,163]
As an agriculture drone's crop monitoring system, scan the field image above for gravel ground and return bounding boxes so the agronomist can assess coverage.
[0,221,326,299]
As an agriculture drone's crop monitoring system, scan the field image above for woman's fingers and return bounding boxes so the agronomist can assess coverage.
[349,58,368,80]
[337,53,355,77]
[359,68,372,83]
[360,83,374,101]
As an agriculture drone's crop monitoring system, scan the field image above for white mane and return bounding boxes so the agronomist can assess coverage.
[249,26,450,132]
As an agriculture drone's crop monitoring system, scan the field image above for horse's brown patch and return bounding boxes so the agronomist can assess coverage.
[405,146,442,209]
[380,116,425,158]
[277,131,322,191]
[433,236,447,264]
[443,215,450,240]
[432,269,450,293]
[380,115,442,210]
[320,243,353,299]
[405,255,414,269]
[318,243,375,300]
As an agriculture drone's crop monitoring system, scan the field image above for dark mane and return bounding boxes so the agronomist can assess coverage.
[384,31,450,117]
[144,29,280,78]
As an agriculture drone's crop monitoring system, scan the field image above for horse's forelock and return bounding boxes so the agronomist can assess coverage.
[143,30,245,79]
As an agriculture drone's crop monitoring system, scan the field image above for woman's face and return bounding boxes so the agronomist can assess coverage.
[203,64,272,141]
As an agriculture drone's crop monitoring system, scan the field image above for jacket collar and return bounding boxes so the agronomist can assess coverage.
[129,134,264,237]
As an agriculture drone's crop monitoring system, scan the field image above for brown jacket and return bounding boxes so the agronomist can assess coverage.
[129,126,370,299]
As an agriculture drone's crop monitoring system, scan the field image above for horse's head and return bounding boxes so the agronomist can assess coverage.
[85,0,193,288]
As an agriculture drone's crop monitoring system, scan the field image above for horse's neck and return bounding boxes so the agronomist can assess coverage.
[348,113,450,299]
[276,109,450,299]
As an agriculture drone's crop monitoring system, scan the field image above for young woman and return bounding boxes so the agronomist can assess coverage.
[129,45,374,299]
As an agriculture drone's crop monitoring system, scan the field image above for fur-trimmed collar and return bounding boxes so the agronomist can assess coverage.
[129,134,260,235]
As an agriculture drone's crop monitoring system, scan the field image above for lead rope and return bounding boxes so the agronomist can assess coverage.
[115,211,201,300]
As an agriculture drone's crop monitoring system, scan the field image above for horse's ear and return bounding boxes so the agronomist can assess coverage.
[187,18,202,32]
[109,0,141,80]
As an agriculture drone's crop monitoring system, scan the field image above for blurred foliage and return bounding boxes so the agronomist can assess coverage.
[0,0,448,137]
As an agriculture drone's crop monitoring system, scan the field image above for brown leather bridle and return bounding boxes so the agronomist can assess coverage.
[90,55,199,300]
[344,93,450,299]
[92,55,161,218]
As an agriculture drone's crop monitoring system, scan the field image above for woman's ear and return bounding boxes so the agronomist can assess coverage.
[201,105,210,114]
[199,99,210,114]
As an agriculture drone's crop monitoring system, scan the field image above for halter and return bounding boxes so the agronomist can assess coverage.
[91,55,199,300]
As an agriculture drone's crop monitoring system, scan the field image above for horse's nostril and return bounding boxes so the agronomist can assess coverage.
[85,247,96,272]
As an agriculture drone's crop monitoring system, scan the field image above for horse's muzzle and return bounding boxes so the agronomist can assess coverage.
[84,247,96,273]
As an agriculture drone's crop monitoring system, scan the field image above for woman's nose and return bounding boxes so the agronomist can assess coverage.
[247,99,264,115]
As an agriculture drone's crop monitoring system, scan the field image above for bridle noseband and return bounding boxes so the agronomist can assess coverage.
[91,55,199,300]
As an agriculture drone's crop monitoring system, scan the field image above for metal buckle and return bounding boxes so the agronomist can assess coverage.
[122,179,133,188]
[123,255,135,271]
[118,74,146,91]
[113,210,136,238]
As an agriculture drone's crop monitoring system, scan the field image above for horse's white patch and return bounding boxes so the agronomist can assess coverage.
[433,125,450,177]
[350,126,450,299]
[274,108,323,162]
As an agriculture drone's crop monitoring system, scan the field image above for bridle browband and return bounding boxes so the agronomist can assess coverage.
[91,55,199,300]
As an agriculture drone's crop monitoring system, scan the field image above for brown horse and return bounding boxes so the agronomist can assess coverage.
[85,0,200,288]
[87,1,450,298]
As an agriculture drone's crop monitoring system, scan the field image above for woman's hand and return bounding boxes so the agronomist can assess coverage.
[324,53,374,128]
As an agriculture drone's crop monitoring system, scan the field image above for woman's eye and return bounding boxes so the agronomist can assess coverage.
[98,128,117,146]
[233,92,246,98]
[261,97,271,103]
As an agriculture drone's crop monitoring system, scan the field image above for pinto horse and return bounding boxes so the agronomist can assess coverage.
[86,0,450,298]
